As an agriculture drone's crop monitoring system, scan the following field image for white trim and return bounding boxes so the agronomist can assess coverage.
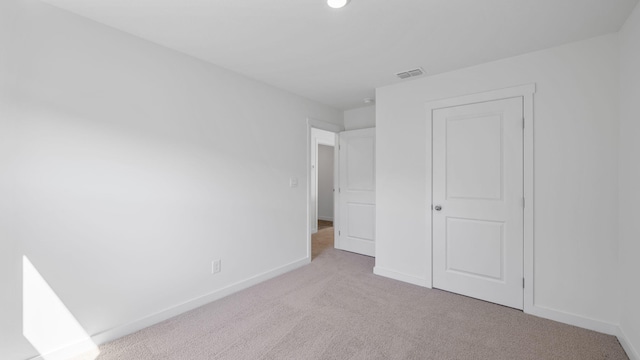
[307,118,344,133]
[530,305,640,360]
[318,216,334,222]
[311,135,319,236]
[425,84,536,110]
[29,258,636,360]
[618,327,640,360]
[89,257,310,348]
[333,133,340,248]
[425,84,536,311]
[374,266,430,287]
[527,305,618,335]
[522,85,535,314]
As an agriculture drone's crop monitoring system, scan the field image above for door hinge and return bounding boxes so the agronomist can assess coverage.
[522,117,525,129]
[339,188,341,193]
[338,230,341,236]
[522,278,525,288]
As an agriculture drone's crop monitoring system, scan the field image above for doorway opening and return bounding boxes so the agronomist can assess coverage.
[306,118,343,262]
[313,144,335,259]
[307,119,377,260]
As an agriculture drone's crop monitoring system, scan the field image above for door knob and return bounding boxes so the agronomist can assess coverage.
[434,205,442,211]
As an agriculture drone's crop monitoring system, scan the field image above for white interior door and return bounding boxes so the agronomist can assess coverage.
[432,97,524,309]
[336,128,375,257]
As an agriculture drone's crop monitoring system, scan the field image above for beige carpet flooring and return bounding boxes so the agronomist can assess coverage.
[83,222,628,360]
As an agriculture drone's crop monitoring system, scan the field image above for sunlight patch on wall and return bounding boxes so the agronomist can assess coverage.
[23,256,99,360]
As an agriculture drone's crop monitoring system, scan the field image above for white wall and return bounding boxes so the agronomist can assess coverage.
[619,2,640,358]
[317,145,334,221]
[376,34,620,329]
[0,1,341,359]
[344,105,375,130]
[1,3,26,358]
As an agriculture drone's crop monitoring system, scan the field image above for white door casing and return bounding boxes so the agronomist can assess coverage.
[432,97,524,309]
[336,128,376,257]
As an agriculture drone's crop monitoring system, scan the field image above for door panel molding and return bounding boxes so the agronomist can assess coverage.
[337,127,376,257]
[426,84,535,313]
[433,96,523,309]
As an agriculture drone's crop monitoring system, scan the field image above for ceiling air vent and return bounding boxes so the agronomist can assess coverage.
[396,67,424,80]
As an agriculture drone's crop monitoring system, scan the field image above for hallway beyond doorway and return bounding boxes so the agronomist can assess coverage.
[312,220,333,260]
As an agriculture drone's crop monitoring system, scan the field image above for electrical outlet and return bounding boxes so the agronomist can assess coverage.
[212,259,221,274]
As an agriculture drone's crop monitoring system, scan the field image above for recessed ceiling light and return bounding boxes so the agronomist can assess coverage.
[327,0,350,9]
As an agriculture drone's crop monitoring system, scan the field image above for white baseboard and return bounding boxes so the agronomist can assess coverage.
[373,266,429,287]
[618,327,640,360]
[526,305,618,335]
[318,216,334,222]
[373,266,638,358]
[26,258,638,360]
[90,257,310,348]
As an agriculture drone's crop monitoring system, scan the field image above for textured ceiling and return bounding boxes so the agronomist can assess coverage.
[40,0,639,109]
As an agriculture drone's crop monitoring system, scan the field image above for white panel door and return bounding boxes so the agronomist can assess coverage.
[336,128,375,257]
[432,97,524,309]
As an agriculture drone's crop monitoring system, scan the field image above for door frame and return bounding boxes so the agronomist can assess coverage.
[306,118,344,260]
[425,84,535,313]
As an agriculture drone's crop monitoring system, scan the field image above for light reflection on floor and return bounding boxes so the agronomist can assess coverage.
[23,256,99,360]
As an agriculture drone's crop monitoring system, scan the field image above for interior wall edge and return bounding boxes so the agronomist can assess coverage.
[527,305,619,336]
[374,264,622,339]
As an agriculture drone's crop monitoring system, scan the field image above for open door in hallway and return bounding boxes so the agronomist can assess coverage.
[335,128,376,257]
